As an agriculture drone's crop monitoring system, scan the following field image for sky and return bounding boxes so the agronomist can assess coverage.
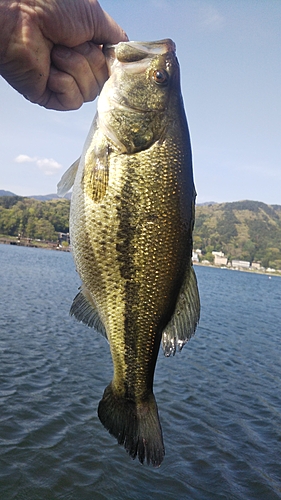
[0,0,280,205]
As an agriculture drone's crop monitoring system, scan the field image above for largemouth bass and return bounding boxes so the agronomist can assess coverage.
[58,38,200,467]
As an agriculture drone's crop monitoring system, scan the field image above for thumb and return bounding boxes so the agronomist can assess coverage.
[89,1,128,45]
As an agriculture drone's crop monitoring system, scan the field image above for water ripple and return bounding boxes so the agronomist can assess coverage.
[0,246,281,499]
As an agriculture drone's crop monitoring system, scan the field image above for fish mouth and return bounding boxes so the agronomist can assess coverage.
[104,39,176,58]
[104,39,176,75]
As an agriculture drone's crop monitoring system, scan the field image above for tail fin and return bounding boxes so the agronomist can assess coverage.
[98,383,165,467]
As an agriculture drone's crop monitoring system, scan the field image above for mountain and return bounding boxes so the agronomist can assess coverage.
[1,195,281,269]
[0,190,17,197]
[197,201,217,206]
[29,193,72,201]
[0,190,71,200]
[194,200,281,269]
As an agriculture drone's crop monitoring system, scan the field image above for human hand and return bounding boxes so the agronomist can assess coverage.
[0,0,127,110]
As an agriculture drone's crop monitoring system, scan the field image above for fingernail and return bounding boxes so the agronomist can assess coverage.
[54,46,72,58]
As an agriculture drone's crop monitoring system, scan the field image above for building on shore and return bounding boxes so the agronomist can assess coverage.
[212,251,228,266]
[251,262,261,270]
[232,260,250,269]
[58,232,70,245]
[192,250,200,263]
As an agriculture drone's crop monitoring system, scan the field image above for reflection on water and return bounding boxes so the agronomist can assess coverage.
[0,244,281,499]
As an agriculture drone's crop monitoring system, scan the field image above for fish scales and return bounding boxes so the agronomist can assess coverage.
[58,39,200,466]
[73,139,189,389]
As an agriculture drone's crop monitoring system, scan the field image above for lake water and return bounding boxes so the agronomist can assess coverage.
[0,244,281,500]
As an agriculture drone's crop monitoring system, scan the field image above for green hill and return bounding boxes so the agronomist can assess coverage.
[1,196,281,270]
[194,200,281,269]
[0,196,70,242]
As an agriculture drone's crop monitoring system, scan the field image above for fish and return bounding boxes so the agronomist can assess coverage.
[57,38,200,467]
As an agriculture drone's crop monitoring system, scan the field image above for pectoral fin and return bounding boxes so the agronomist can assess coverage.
[57,158,80,197]
[70,285,107,339]
[162,265,200,356]
[84,136,109,203]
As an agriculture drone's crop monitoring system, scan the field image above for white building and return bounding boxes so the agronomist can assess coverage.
[192,251,199,263]
[251,262,261,270]
[212,251,225,258]
[214,255,228,266]
[212,251,228,266]
[232,260,250,269]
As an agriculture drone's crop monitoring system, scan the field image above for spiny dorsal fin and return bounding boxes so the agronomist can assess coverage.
[57,158,80,197]
[70,286,107,339]
[161,265,200,356]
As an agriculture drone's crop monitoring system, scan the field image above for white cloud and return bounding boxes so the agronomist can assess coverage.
[14,154,37,163]
[14,154,62,175]
[36,158,62,175]
[200,6,224,30]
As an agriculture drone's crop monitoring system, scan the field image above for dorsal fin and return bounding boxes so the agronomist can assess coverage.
[57,158,80,197]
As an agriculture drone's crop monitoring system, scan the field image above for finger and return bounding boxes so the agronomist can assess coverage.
[43,66,84,111]
[73,42,108,94]
[51,43,107,102]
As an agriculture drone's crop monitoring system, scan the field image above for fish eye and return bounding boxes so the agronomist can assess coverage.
[152,69,169,85]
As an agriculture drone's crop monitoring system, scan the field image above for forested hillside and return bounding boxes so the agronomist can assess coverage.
[194,200,281,269]
[1,196,281,269]
[0,196,69,242]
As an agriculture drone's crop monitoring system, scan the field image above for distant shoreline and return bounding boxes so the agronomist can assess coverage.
[0,237,70,252]
[193,261,281,277]
[1,238,280,277]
